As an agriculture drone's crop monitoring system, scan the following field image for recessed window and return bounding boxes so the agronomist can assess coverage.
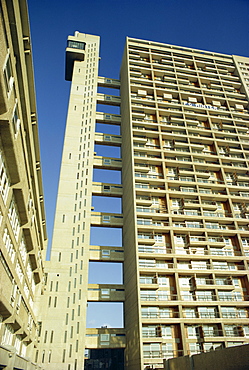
[67,40,86,50]
[102,250,110,258]
[100,333,110,345]
[3,54,14,94]
[103,215,110,223]
[101,289,110,298]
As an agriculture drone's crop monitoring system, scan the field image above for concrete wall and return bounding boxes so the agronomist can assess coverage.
[165,344,249,370]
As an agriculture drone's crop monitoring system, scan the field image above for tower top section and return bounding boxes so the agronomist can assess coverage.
[65,31,100,81]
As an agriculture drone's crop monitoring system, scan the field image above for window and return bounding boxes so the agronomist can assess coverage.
[3,228,15,262]
[198,307,216,318]
[0,152,10,204]
[158,291,169,300]
[191,261,207,270]
[142,326,157,337]
[12,103,20,135]
[221,307,236,318]
[175,235,186,244]
[158,276,169,286]
[188,342,202,354]
[141,307,158,318]
[3,53,14,94]
[140,290,157,301]
[154,234,163,242]
[179,277,191,287]
[102,215,110,223]
[103,185,110,192]
[202,325,219,337]
[100,334,110,345]
[184,308,196,318]
[8,198,21,240]
[101,250,110,258]
[143,343,160,358]
[2,324,14,345]
[101,289,110,298]
[104,135,111,141]
[104,158,111,166]
[67,40,86,50]
[187,326,198,338]
[196,290,213,301]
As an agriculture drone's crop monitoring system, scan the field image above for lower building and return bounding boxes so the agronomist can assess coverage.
[0,0,47,368]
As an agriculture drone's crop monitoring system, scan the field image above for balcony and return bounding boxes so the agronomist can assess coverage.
[143,350,181,359]
[138,245,170,254]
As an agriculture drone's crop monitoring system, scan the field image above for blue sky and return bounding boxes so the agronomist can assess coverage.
[27,0,249,327]
[28,0,249,247]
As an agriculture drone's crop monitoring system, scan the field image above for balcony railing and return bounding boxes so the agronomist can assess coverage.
[143,350,183,359]
[138,245,171,254]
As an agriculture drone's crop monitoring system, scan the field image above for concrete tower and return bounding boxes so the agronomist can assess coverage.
[38,33,249,370]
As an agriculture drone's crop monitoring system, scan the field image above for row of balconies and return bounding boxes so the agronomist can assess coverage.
[130,76,244,98]
[141,248,243,258]
[129,49,233,68]
[131,103,249,123]
[0,258,37,342]
[140,292,248,303]
[131,80,242,102]
[134,152,248,170]
[137,221,249,232]
[135,170,249,187]
[136,211,249,222]
[139,261,247,272]
[136,215,249,231]
[131,93,247,112]
[141,324,249,339]
[129,64,240,82]
[134,142,249,157]
[132,117,249,133]
[134,180,248,194]
[141,311,248,320]
[141,276,238,290]
[132,105,248,122]
[138,246,247,258]
[134,145,249,158]
[132,55,234,72]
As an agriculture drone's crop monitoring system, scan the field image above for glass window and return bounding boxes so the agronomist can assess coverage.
[3,54,14,93]
[100,334,110,345]
[67,40,86,50]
